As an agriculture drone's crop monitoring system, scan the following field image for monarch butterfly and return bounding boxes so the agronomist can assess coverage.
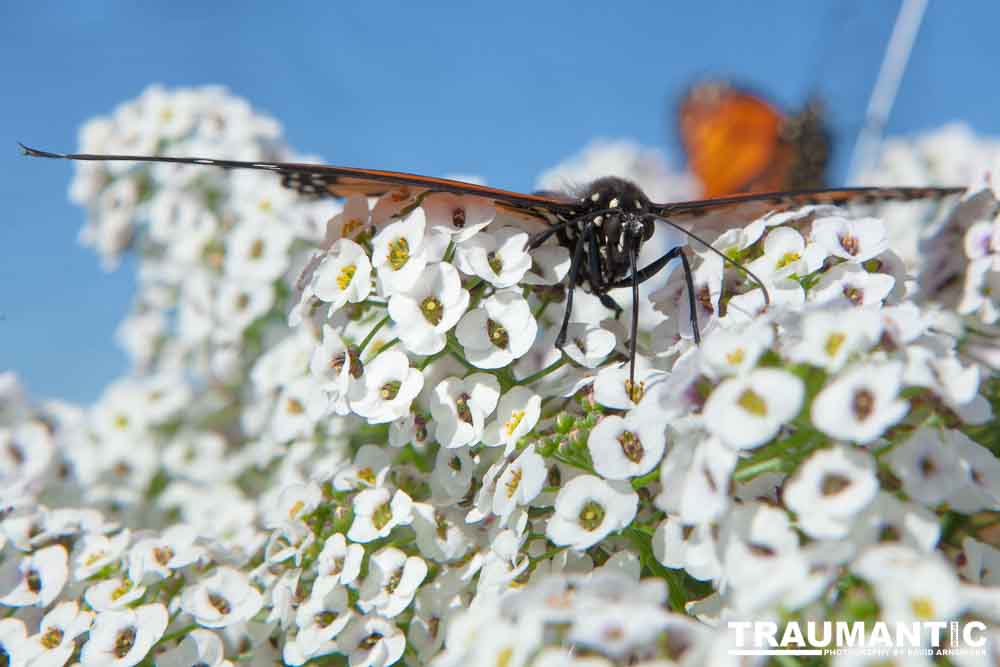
[19,143,962,388]
[678,81,831,197]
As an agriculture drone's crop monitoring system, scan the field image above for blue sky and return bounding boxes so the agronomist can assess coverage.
[4,2,1000,403]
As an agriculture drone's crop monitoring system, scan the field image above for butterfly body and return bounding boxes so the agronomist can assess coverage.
[558,177,656,292]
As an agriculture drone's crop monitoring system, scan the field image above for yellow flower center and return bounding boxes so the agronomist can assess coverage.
[337,264,357,291]
[387,237,410,270]
[736,388,767,416]
[504,410,526,437]
[824,332,847,358]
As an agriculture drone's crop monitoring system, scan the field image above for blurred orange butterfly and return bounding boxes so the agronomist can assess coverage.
[678,81,831,197]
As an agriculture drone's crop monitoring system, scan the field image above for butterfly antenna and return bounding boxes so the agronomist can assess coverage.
[649,215,772,308]
[846,0,929,183]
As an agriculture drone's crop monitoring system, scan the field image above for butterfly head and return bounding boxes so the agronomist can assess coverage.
[574,177,655,279]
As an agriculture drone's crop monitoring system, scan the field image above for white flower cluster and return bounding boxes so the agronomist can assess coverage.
[2,87,999,666]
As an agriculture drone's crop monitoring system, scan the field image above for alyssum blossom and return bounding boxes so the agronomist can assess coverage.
[4,87,999,667]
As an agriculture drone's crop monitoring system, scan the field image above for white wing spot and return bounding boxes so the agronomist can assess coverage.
[253,163,280,169]
[609,198,619,209]
[590,192,601,202]
[194,159,215,164]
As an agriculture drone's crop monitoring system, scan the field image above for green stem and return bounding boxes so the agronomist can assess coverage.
[445,336,482,374]
[358,315,390,354]
[367,337,399,360]
[518,356,567,386]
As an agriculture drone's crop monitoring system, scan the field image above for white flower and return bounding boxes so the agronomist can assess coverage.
[546,475,638,550]
[25,601,94,667]
[330,195,374,241]
[316,534,365,588]
[788,307,882,372]
[652,253,723,340]
[80,604,168,667]
[783,446,879,539]
[810,262,895,307]
[0,618,40,667]
[156,629,233,667]
[411,504,473,562]
[272,376,327,441]
[454,227,531,287]
[83,556,146,611]
[455,290,537,368]
[592,356,663,409]
[811,215,888,261]
[179,567,264,628]
[885,427,966,506]
[333,444,393,491]
[430,446,477,503]
[130,524,204,580]
[388,262,469,355]
[309,324,362,416]
[358,547,428,618]
[348,487,414,543]
[720,503,808,612]
[421,192,496,242]
[0,544,68,607]
[950,431,1000,512]
[213,279,274,339]
[699,322,773,378]
[350,350,424,424]
[429,373,500,449]
[224,218,293,282]
[0,421,54,495]
[747,227,826,281]
[264,519,315,566]
[559,323,617,368]
[849,492,940,552]
[482,386,541,455]
[653,516,721,582]
[339,614,406,667]
[587,414,667,480]
[521,244,570,285]
[811,362,908,444]
[371,209,429,294]
[853,545,964,624]
[655,434,736,525]
[312,239,373,313]
[957,537,1000,585]
[283,580,353,665]
[492,445,547,523]
[703,368,804,449]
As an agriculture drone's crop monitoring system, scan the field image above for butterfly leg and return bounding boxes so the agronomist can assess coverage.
[554,228,590,349]
[607,246,701,344]
[597,293,623,315]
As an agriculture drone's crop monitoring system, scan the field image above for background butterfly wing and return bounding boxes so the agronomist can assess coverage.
[678,82,791,197]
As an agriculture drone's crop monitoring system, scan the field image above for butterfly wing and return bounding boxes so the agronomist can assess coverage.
[654,186,964,235]
[19,144,574,229]
[678,82,792,198]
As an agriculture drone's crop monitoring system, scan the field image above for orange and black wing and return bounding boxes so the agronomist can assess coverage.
[18,144,575,228]
[678,82,793,198]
